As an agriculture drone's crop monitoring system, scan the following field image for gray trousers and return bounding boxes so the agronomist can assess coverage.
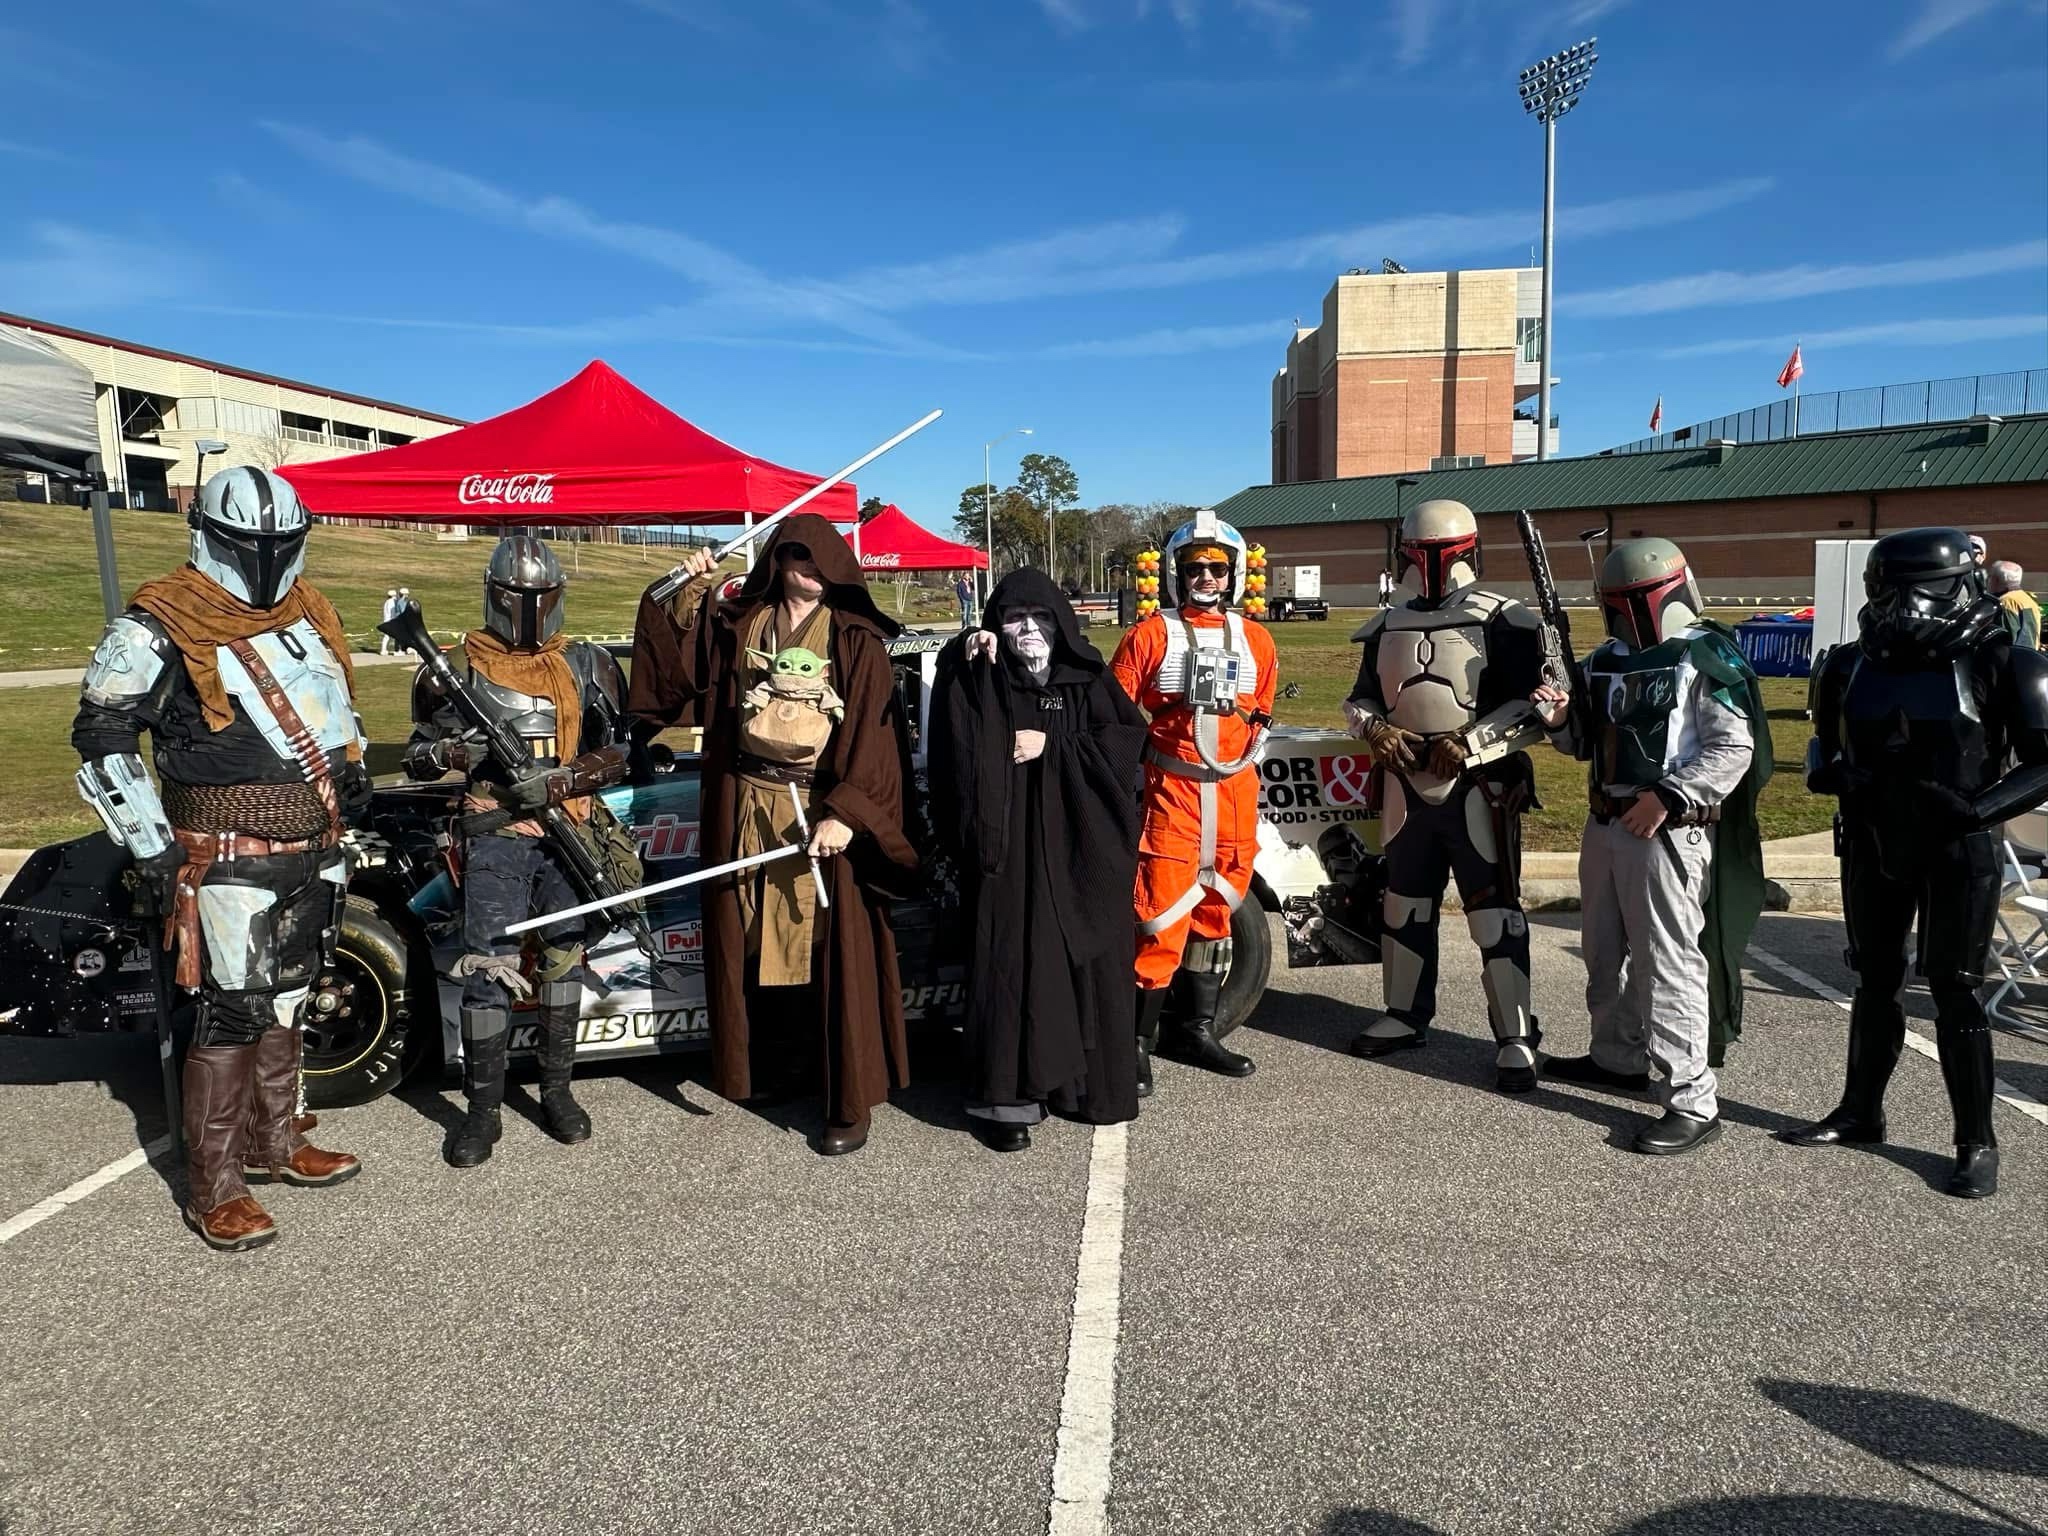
[1578,815,1718,1119]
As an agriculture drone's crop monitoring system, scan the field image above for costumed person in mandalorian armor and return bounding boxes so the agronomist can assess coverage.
[1344,500,1548,1091]
[1533,539,1771,1155]
[1109,509,1278,1090]
[405,535,629,1168]
[72,465,366,1252]
[1783,527,2048,1199]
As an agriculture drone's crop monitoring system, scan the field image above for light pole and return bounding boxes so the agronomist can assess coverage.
[191,438,228,506]
[983,426,1031,601]
[1518,36,1597,464]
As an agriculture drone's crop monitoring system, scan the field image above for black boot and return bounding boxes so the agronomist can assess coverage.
[970,1118,1031,1153]
[1633,1108,1723,1156]
[1780,992,1903,1147]
[536,1001,593,1145]
[1135,988,1167,1099]
[1947,1144,1999,1199]
[447,1029,507,1168]
[1162,970,1254,1078]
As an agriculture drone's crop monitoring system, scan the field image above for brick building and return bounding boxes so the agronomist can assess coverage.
[1220,413,2048,603]
[1270,265,1555,484]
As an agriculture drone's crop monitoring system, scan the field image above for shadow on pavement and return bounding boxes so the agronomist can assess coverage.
[1760,1378,2048,1477]
[0,1034,183,1204]
[1613,1497,2012,1534]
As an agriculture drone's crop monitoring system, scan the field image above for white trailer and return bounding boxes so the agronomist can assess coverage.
[1267,564,1329,621]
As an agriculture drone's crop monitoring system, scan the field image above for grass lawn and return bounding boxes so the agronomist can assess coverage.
[0,498,957,669]
[4,596,1828,853]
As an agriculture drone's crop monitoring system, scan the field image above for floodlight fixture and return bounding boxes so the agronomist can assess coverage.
[1518,35,1599,463]
[196,438,229,455]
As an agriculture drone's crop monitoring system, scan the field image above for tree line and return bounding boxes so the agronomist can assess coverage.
[949,452,1195,592]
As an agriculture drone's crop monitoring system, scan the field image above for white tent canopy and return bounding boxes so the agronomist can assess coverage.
[0,323,98,475]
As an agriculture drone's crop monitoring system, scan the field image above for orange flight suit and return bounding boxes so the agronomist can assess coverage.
[1110,607,1278,991]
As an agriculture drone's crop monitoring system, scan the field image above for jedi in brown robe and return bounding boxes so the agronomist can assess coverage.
[629,514,916,1152]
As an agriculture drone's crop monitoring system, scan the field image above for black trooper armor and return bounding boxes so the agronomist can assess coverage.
[1792,526,2048,1199]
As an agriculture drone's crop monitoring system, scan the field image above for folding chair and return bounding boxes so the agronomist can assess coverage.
[1986,809,2048,1037]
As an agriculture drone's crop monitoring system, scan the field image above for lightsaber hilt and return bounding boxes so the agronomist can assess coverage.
[786,780,832,910]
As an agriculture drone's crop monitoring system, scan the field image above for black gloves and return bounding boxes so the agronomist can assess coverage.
[133,844,186,913]
[501,763,559,814]
[337,761,374,826]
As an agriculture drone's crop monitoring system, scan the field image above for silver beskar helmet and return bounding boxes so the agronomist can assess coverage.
[189,466,309,608]
[483,534,566,648]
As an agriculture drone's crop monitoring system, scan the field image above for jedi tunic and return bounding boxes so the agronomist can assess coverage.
[929,569,1148,1125]
[628,515,917,1126]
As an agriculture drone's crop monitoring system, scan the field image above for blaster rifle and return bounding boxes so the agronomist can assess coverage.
[377,600,666,968]
[1513,509,1592,749]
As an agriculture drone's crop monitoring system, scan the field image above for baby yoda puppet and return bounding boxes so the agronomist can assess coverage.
[740,645,845,766]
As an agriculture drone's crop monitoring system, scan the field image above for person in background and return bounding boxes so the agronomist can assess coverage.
[1378,569,1396,608]
[1989,561,2040,650]
[956,571,976,629]
[1969,534,1988,569]
[379,589,400,654]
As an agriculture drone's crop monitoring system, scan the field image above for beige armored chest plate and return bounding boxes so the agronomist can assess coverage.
[1375,590,1506,737]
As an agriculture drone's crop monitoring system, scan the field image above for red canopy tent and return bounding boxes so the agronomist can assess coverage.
[279,360,857,525]
[856,503,987,572]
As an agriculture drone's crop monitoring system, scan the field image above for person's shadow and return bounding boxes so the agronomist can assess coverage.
[0,1033,186,1207]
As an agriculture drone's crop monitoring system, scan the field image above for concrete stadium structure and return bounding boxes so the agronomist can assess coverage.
[0,311,464,513]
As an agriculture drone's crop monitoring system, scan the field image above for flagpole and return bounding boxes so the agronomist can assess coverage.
[1791,338,1801,440]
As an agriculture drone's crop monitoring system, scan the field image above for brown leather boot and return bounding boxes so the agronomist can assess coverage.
[818,1109,871,1157]
[183,1044,277,1252]
[243,1027,361,1188]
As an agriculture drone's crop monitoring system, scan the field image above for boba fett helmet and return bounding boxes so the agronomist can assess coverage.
[1598,538,1703,651]
[1398,499,1481,602]
[483,534,567,649]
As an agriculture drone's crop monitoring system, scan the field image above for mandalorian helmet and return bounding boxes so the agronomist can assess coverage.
[1398,500,1481,602]
[1163,508,1250,609]
[1598,538,1703,651]
[189,466,309,609]
[483,534,566,649]
[1860,527,1993,659]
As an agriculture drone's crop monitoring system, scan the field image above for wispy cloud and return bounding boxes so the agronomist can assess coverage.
[0,137,72,163]
[1,223,190,312]
[1571,240,2048,318]
[1889,0,2009,58]
[1661,313,2048,358]
[619,0,738,34]
[1390,0,1438,67]
[213,171,308,224]
[1037,0,1091,30]
[1039,320,1285,358]
[828,215,1189,309]
[261,121,956,355]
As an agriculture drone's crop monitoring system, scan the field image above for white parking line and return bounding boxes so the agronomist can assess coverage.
[0,1137,171,1247]
[1048,1121,1129,1536]
[1747,946,2048,1128]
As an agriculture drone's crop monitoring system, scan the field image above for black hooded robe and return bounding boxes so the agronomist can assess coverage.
[929,569,1147,1125]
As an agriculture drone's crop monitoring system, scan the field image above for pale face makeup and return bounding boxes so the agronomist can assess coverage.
[1001,606,1055,676]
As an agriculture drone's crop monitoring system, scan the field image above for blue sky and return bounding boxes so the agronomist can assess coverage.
[4,0,2045,526]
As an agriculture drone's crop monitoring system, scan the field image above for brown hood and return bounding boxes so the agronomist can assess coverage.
[730,513,899,638]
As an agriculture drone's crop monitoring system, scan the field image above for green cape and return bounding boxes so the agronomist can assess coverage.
[1691,619,1772,1066]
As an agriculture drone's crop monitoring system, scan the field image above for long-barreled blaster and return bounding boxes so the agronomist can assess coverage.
[1514,507,1592,747]
[647,408,944,605]
[502,843,808,937]
[377,597,666,968]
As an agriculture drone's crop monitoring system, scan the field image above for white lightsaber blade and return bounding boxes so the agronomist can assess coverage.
[648,408,944,603]
[500,844,805,937]
[786,780,831,910]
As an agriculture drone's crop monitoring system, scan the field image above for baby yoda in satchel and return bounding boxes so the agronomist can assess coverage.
[741,645,845,765]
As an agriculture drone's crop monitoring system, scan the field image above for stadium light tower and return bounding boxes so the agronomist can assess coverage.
[1518,36,1598,463]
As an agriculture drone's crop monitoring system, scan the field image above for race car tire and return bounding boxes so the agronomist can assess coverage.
[1213,901,1274,1041]
[302,896,417,1109]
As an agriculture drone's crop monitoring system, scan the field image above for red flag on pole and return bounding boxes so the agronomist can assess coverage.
[1649,396,1663,432]
[1777,343,1804,390]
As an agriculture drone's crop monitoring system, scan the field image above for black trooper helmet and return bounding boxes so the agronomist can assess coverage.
[1860,527,1993,657]
[483,534,566,649]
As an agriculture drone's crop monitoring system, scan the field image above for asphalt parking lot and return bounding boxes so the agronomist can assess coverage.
[2,911,2045,1536]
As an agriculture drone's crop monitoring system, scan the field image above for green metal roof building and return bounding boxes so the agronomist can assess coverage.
[1215,414,2048,602]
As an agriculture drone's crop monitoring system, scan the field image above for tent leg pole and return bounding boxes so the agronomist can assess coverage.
[90,482,121,623]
